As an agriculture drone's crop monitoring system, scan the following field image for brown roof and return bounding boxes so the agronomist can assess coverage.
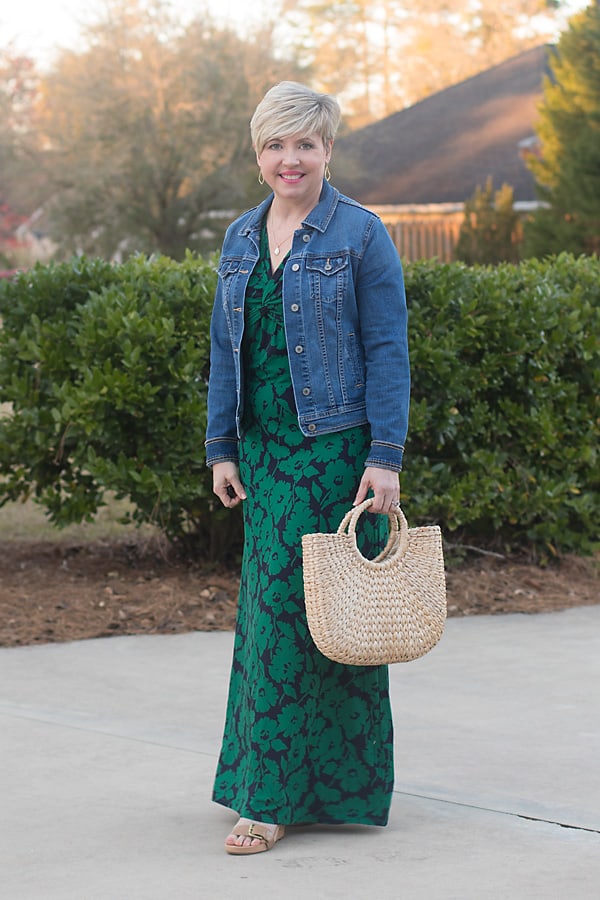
[333,45,551,205]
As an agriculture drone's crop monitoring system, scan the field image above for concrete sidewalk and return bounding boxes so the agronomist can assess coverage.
[1,606,599,900]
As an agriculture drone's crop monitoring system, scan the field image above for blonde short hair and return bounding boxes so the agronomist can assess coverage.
[250,82,341,153]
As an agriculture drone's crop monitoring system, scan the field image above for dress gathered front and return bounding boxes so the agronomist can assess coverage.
[212,225,395,826]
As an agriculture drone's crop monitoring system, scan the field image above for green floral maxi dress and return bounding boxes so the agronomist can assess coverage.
[212,227,395,826]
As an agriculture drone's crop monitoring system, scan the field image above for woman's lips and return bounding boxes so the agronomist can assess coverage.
[280,172,303,182]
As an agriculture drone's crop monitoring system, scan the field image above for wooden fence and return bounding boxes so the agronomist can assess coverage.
[370,203,465,262]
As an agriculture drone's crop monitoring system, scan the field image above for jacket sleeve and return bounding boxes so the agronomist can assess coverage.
[356,217,410,471]
[204,271,240,468]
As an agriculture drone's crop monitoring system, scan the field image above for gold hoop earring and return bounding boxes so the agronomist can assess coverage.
[258,171,265,185]
[325,165,331,182]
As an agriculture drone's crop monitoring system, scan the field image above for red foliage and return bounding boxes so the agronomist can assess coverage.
[0,202,27,265]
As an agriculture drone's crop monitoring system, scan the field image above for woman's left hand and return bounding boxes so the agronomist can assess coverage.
[353,466,400,514]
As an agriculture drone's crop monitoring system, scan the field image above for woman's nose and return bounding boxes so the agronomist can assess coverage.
[283,149,300,166]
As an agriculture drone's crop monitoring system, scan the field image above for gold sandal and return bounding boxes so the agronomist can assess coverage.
[225,818,285,856]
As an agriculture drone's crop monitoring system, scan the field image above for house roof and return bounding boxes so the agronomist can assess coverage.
[333,44,551,205]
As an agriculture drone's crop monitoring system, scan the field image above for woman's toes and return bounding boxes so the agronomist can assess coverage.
[225,831,259,848]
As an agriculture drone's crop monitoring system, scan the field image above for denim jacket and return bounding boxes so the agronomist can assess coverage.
[205,180,410,471]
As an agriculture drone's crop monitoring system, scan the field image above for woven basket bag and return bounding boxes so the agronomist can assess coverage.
[302,498,446,666]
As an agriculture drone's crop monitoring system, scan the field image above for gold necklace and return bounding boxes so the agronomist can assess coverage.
[268,218,299,255]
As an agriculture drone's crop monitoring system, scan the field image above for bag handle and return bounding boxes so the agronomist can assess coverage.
[337,498,408,564]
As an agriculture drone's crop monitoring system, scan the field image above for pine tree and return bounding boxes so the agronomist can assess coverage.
[454,178,521,265]
[524,2,600,256]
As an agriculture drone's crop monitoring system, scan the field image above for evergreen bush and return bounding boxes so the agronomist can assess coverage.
[0,253,242,558]
[403,254,599,557]
[0,252,598,559]
[454,177,522,265]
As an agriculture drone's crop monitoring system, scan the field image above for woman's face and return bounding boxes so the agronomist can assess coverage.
[256,132,331,207]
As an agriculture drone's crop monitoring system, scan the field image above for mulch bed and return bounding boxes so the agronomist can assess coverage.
[0,539,597,648]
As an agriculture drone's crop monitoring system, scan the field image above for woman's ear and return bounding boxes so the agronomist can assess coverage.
[325,139,334,162]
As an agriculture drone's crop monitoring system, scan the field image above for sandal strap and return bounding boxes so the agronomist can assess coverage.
[232,819,276,845]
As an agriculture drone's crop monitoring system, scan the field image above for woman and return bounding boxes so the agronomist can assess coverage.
[205,82,410,855]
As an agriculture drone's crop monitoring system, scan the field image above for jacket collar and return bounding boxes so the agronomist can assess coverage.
[238,180,340,238]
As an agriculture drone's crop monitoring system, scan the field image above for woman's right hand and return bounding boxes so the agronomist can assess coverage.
[212,462,247,508]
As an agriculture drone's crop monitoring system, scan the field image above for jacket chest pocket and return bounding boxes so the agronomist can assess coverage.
[306,255,349,303]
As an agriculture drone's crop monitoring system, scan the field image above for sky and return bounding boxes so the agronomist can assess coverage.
[0,0,270,64]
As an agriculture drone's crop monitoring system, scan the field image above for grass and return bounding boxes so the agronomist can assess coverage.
[0,494,159,542]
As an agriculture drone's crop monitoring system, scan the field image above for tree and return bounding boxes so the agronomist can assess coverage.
[524,1,600,257]
[455,178,522,265]
[0,47,44,267]
[37,0,301,259]
[278,0,562,125]
[0,47,41,213]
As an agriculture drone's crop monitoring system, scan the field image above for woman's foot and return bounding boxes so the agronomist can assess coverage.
[225,818,285,855]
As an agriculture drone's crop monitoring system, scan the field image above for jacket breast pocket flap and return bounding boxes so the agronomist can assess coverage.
[218,259,243,277]
[306,256,348,277]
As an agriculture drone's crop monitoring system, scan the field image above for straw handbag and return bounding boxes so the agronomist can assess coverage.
[302,499,446,666]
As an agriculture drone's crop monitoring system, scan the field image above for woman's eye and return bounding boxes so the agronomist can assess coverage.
[300,142,314,150]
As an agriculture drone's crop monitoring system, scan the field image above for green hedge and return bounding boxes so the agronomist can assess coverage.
[0,252,598,559]
[403,254,599,556]
[0,253,242,558]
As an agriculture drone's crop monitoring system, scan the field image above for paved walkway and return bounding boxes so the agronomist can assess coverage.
[1,606,599,899]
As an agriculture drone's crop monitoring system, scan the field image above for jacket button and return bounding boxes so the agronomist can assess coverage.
[302,234,310,242]
[291,263,300,272]
[291,303,299,312]
[302,387,311,396]
[295,345,303,354]
[308,424,317,432]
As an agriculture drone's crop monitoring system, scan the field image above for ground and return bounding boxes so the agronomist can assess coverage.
[0,537,597,648]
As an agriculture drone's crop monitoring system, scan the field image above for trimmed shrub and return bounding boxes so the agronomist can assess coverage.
[0,253,242,558]
[403,253,599,557]
[0,252,598,559]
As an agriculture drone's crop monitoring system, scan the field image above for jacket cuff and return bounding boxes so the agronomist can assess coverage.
[365,440,404,472]
[205,437,239,468]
